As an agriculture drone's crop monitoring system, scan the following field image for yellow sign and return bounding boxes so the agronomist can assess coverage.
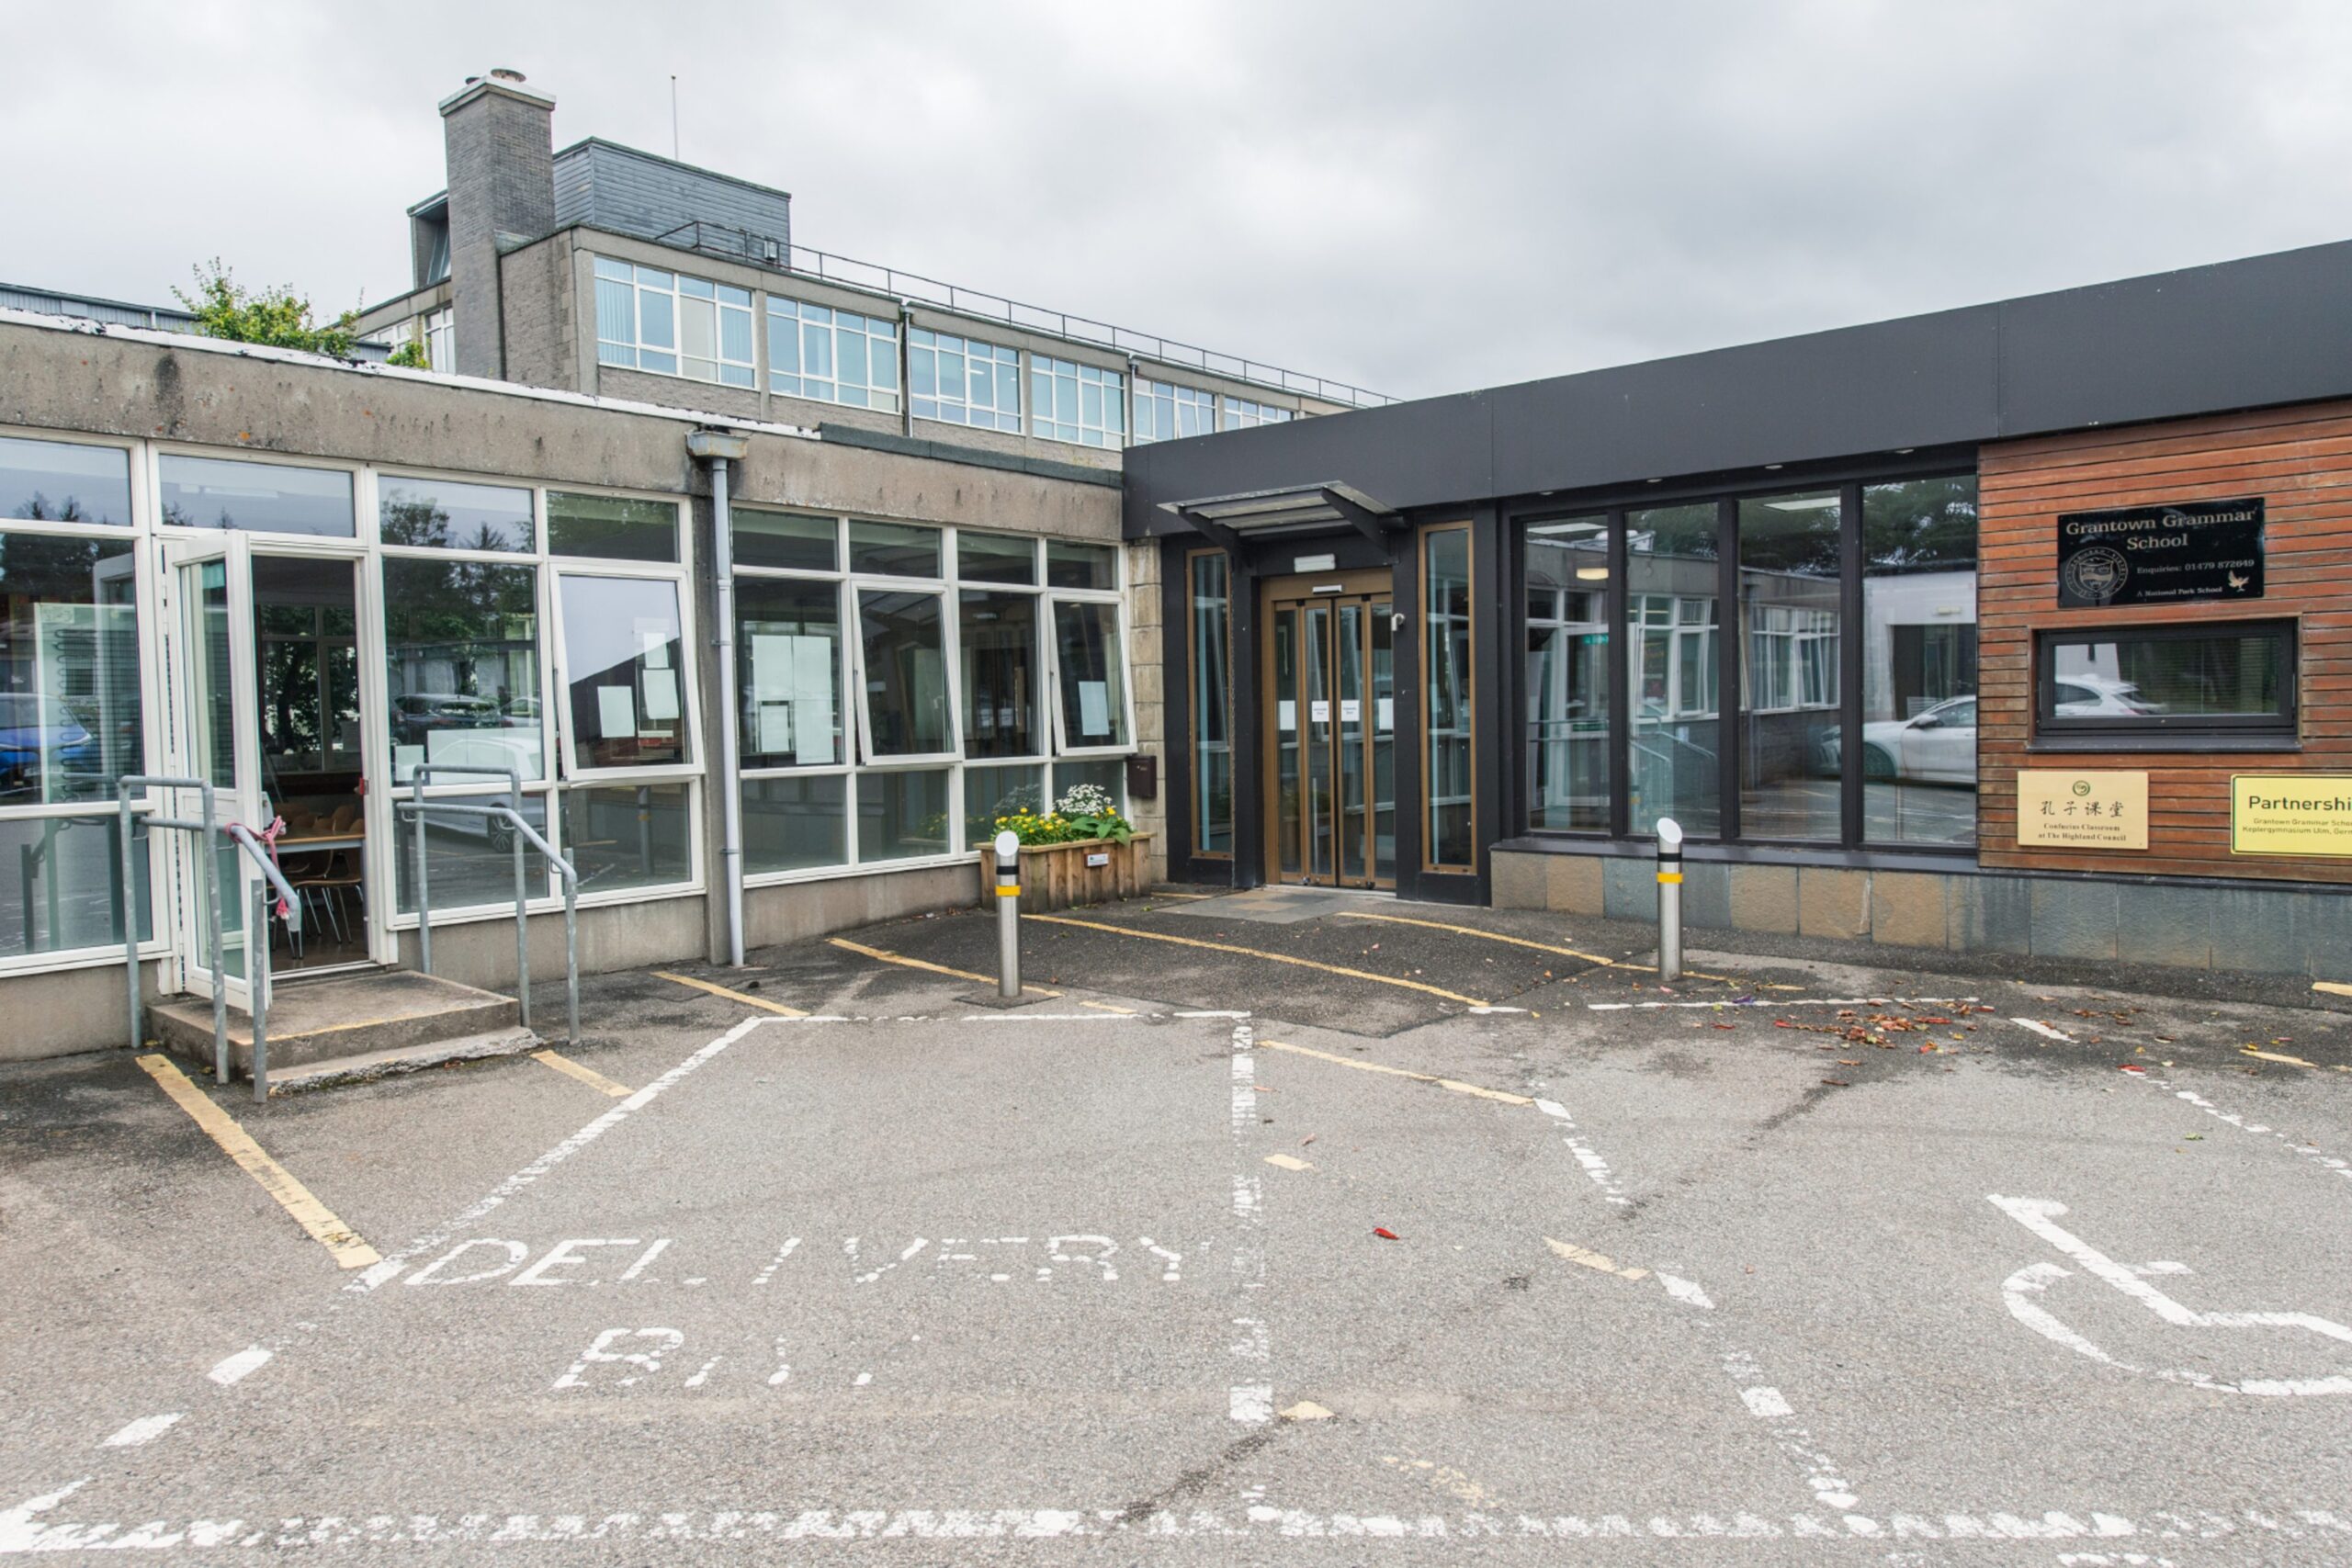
[2231,774,2352,856]
[2016,770,2148,850]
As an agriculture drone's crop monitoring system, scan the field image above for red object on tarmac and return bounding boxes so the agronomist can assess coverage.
[1373,1227,1400,1240]
[2120,1064,2146,1074]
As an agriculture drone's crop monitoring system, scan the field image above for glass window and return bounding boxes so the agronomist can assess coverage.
[1423,525,1475,867]
[956,532,1035,584]
[907,329,1021,432]
[960,590,1040,760]
[1134,379,1216,445]
[735,508,837,572]
[1046,540,1116,591]
[565,783,693,892]
[855,590,954,758]
[594,258,753,387]
[1030,356,1126,447]
[558,575,689,771]
[1189,552,1232,854]
[743,774,847,874]
[848,520,941,578]
[766,299,900,412]
[1220,397,1294,432]
[0,534,141,806]
[1052,757,1126,813]
[159,456,355,537]
[1052,600,1127,750]
[1627,503,1719,838]
[424,306,454,373]
[381,558,544,783]
[0,813,153,955]
[394,791,549,915]
[379,475,534,552]
[738,577,842,768]
[0,436,131,525]
[2039,623,2295,736]
[548,491,678,563]
[965,761,1044,845]
[1861,477,1978,846]
[856,768,951,861]
[1525,516,1610,833]
[1738,491,1842,842]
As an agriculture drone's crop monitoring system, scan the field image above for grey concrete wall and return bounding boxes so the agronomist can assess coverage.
[393,894,709,996]
[1491,847,2352,980]
[497,231,576,392]
[0,960,168,1062]
[1125,541,1169,884]
[743,862,978,950]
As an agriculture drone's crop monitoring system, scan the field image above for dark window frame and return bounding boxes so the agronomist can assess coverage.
[2034,619,2298,741]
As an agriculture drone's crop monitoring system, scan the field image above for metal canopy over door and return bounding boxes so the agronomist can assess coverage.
[1261,570,1396,887]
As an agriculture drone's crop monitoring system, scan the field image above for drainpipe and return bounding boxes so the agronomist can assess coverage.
[687,427,753,965]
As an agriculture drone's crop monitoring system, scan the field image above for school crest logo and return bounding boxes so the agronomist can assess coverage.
[2061,546,2129,604]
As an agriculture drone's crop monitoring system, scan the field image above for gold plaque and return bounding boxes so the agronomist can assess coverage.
[2016,770,2148,850]
[2232,774,2352,856]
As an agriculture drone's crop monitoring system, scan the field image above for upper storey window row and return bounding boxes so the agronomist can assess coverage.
[595,258,755,388]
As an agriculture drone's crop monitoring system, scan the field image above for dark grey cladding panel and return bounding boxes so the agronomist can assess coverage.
[553,141,792,249]
[1488,304,2001,494]
[1122,392,1498,537]
[1994,239,2352,437]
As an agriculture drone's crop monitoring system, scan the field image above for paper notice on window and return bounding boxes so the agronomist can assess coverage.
[791,637,834,762]
[793,700,833,764]
[1340,699,1361,723]
[756,703,795,755]
[596,684,635,739]
[1079,680,1112,739]
[1309,699,1330,724]
[637,620,673,669]
[394,743,424,784]
[1376,697,1394,731]
[1278,699,1296,731]
[751,633,793,700]
[641,668,680,722]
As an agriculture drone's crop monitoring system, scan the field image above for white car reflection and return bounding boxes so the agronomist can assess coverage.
[1817,677,2154,784]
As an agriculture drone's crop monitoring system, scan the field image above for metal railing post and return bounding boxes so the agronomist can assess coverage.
[201,783,227,1084]
[994,829,1022,999]
[411,771,431,974]
[561,867,579,1047]
[513,817,531,1030]
[1655,818,1685,985]
[119,781,141,1052]
[251,875,270,1102]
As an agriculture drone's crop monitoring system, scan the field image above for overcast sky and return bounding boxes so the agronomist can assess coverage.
[7,2,2349,401]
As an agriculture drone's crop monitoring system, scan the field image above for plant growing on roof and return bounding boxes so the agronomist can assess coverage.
[174,258,360,358]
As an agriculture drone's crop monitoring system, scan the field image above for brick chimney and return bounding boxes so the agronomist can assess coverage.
[438,69,555,379]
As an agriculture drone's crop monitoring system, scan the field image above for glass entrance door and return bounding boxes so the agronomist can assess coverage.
[166,536,264,1008]
[1265,588,1394,887]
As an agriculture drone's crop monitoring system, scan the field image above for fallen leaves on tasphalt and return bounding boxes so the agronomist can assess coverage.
[1820,1078,1850,1088]
[1373,1227,1401,1241]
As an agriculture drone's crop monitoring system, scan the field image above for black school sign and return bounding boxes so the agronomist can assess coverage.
[2055,496,2265,608]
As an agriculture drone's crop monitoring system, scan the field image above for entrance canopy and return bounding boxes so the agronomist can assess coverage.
[1163,481,1400,552]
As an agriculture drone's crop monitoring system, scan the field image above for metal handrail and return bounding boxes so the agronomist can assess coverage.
[118,774,303,1103]
[396,782,580,1047]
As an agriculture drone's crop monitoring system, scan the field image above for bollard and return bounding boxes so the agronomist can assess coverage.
[1655,817,1684,984]
[994,829,1022,999]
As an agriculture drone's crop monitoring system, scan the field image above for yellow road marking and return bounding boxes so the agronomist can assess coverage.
[135,1055,379,1269]
[1260,1038,1533,1106]
[2313,981,2352,999]
[654,970,809,1017]
[2240,1045,2322,1069]
[1029,915,1489,1007]
[1546,1235,1649,1280]
[824,938,1063,998]
[1263,1153,1314,1171]
[1333,909,1792,988]
[1077,999,1136,1014]
[531,1048,631,1098]
[1149,891,1215,900]
[1280,1400,1335,1420]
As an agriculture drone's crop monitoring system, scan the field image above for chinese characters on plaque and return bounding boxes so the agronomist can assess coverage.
[2015,770,2150,851]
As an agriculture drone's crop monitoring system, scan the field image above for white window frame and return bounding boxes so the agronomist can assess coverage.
[593,256,754,389]
[1219,395,1294,432]
[766,298,901,412]
[1042,546,1135,760]
[1134,377,1216,445]
[908,329,1022,433]
[1030,355,1125,448]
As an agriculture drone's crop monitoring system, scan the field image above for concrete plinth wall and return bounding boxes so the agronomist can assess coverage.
[2,960,171,1062]
[1491,846,2352,980]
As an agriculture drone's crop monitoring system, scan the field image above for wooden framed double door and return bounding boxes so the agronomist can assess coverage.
[1261,571,1396,887]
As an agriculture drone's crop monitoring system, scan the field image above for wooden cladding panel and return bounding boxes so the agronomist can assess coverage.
[1977,400,2352,883]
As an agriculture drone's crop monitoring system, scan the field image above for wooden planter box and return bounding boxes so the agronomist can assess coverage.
[978,834,1153,912]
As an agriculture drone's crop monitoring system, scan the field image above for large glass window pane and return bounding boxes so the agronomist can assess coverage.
[956,532,1035,584]
[848,520,941,578]
[1052,757,1126,813]
[965,761,1044,845]
[0,813,153,954]
[379,476,534,552]
[0,534,141,805]
[383,558,544,782]
[559,575,689,771]
[1189,552,1232,854]
[1423,527,1475,867]
[394,791,548,914]
[735,509,837,572]
[743,774,847,874]
[1627,504,1719,838]
[565,782,692,892]
[856,768,950,861]
[1051,600,1127,749]
[739,577,842,768]
[960,590,1040,759]
[1524,517,1610,832]
[1739,491,1842,841]
[856,590,953,757]
[1046,540,1115,591]
[159,456,355,537]
[1861,477,1978,846]
[2043,626,2292,728]
[0,437,131,525]
[548,492,678,563]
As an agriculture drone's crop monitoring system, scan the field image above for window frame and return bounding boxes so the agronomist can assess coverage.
[1136,378,1217,446]
[1185,546,1234,859]
[1043,549,1134,760]
[907,329,1023,433]
[765,296,902,412]
[1420,521,1477,873]
[2035,618,2298,743]
[593,256,756,389]
[1030,355,1126,448]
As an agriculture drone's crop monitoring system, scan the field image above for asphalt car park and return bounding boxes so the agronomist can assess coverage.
[1,890,2347,1562]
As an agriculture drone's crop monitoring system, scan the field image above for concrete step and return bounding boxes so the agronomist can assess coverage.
[151,969,521,1077]
[263,1026,539,1094]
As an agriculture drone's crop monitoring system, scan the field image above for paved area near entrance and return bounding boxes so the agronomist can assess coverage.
[2,890,2349,1562]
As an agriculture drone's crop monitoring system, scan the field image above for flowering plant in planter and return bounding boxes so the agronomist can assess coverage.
[995,784,1134,846]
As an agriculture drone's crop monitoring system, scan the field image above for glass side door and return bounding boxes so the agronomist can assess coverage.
[164,535,266,1010]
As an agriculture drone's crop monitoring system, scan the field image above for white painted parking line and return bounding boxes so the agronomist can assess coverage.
[1589,996,1977,1011]
[2139,1074,2352,1190]
[1227,1014,1269,1424]
[2010,1018,2076,1042]
[1532,1099,1633,1210]
[206,1348,271,1387]
[99,1414,182,1450]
